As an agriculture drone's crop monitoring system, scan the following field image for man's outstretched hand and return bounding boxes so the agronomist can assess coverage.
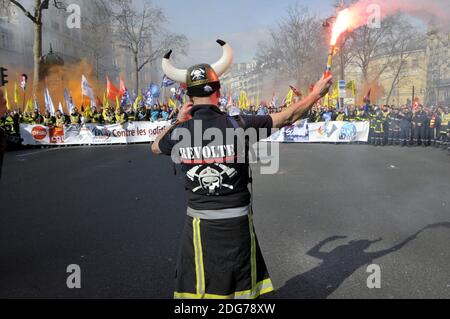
[312,75,333,100]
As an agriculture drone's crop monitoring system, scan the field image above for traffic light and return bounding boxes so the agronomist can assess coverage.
[0,67,8,87]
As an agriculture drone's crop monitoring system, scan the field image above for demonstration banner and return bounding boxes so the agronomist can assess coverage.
[265,120,370,143]
[20,121,172,146]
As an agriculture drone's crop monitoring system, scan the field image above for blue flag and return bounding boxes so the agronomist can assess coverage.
[162,75,176,88]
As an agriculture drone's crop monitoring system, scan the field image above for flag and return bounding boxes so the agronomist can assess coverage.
[82,75,93,98]
[331,81,339,101]
[133,95,143,112]
[168,98,177,110]
[121,88,131,107]
[82,75,96,108]
[238,91,249,109]
[44,88,55,115]
[144,85,154,106]
[4,89,10,110]
[58,102,64,113]
[20,74,28,91]
[14,82,19,105]
[174,84,185,102]
[323,93,330,107]
[25,99,33,113]
[162,75,176,88]
[227,95,233,107]
[346,80,356,97]
[271,93,277,108]
[149,83,161,98]
[103,92,109,110]
[289,85,302,97]
[115,96,120,111]
[363,88,372,104]
[106,76,120,100]
[119,76,126,97]
[284,89,294,106]
[64,88,74,113]
[33,95,38,112]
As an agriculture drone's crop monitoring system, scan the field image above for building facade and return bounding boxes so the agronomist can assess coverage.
[425,30,450,106]
[345,47,427,106]
[221,60,264,102]
[0,0,119,80]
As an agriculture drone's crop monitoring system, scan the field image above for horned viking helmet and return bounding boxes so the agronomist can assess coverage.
[162,40,234,97]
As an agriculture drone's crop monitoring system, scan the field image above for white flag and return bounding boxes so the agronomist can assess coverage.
[58,102,64,114]
[82,75,97,109]
[44,88,55,115]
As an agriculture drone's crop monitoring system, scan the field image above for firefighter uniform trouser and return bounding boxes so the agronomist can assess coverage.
[400,127,410,146]
[428,127,439,146]
[413,125,426,145]
[388,130,400,145]
[174,212,274,299]
[437,126,449,148]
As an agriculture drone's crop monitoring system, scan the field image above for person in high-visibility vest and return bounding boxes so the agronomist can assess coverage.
[437,107,450,149]
[115,107,128,125]
[70,108,81,125]
[374,109,386,146]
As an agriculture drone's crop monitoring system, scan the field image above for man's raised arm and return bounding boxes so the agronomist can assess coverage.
[271,75,333,129]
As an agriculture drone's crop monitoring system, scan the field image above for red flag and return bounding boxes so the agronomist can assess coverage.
[289,85,302,97]
[106,76,120,100]
[119,76,126,96]
[363,88,372,104]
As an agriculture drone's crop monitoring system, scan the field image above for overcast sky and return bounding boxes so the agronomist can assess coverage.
[149,0,336,67]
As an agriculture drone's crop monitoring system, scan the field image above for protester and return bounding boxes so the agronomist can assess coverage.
[152,39,333,299]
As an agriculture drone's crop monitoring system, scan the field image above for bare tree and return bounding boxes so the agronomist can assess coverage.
[4,0,66,93]
[0,0,10,16]
[84,0,118,79]
[384,17,425,105]
[111,0,187,93]
[257,5,327,91]
[348,15,404,84]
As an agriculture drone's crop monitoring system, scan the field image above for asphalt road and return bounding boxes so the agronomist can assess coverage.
[0,144,449,299]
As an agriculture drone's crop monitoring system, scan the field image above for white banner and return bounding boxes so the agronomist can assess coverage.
[20,121,172,146]
[264,120,370,143]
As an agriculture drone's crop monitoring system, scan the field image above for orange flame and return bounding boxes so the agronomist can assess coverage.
[330,8,352,46]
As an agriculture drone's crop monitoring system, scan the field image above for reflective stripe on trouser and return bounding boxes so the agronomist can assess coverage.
[174,215,274,299]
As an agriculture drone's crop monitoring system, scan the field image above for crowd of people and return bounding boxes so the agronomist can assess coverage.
[0,100,449,150]
[0,104,178,136]
[240,103,450,149]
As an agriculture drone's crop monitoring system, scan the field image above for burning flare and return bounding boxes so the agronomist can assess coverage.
[330,8,352,46]
[324,8,352,79]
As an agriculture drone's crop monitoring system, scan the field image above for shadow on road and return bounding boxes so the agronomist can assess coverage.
[271,222,450,299]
